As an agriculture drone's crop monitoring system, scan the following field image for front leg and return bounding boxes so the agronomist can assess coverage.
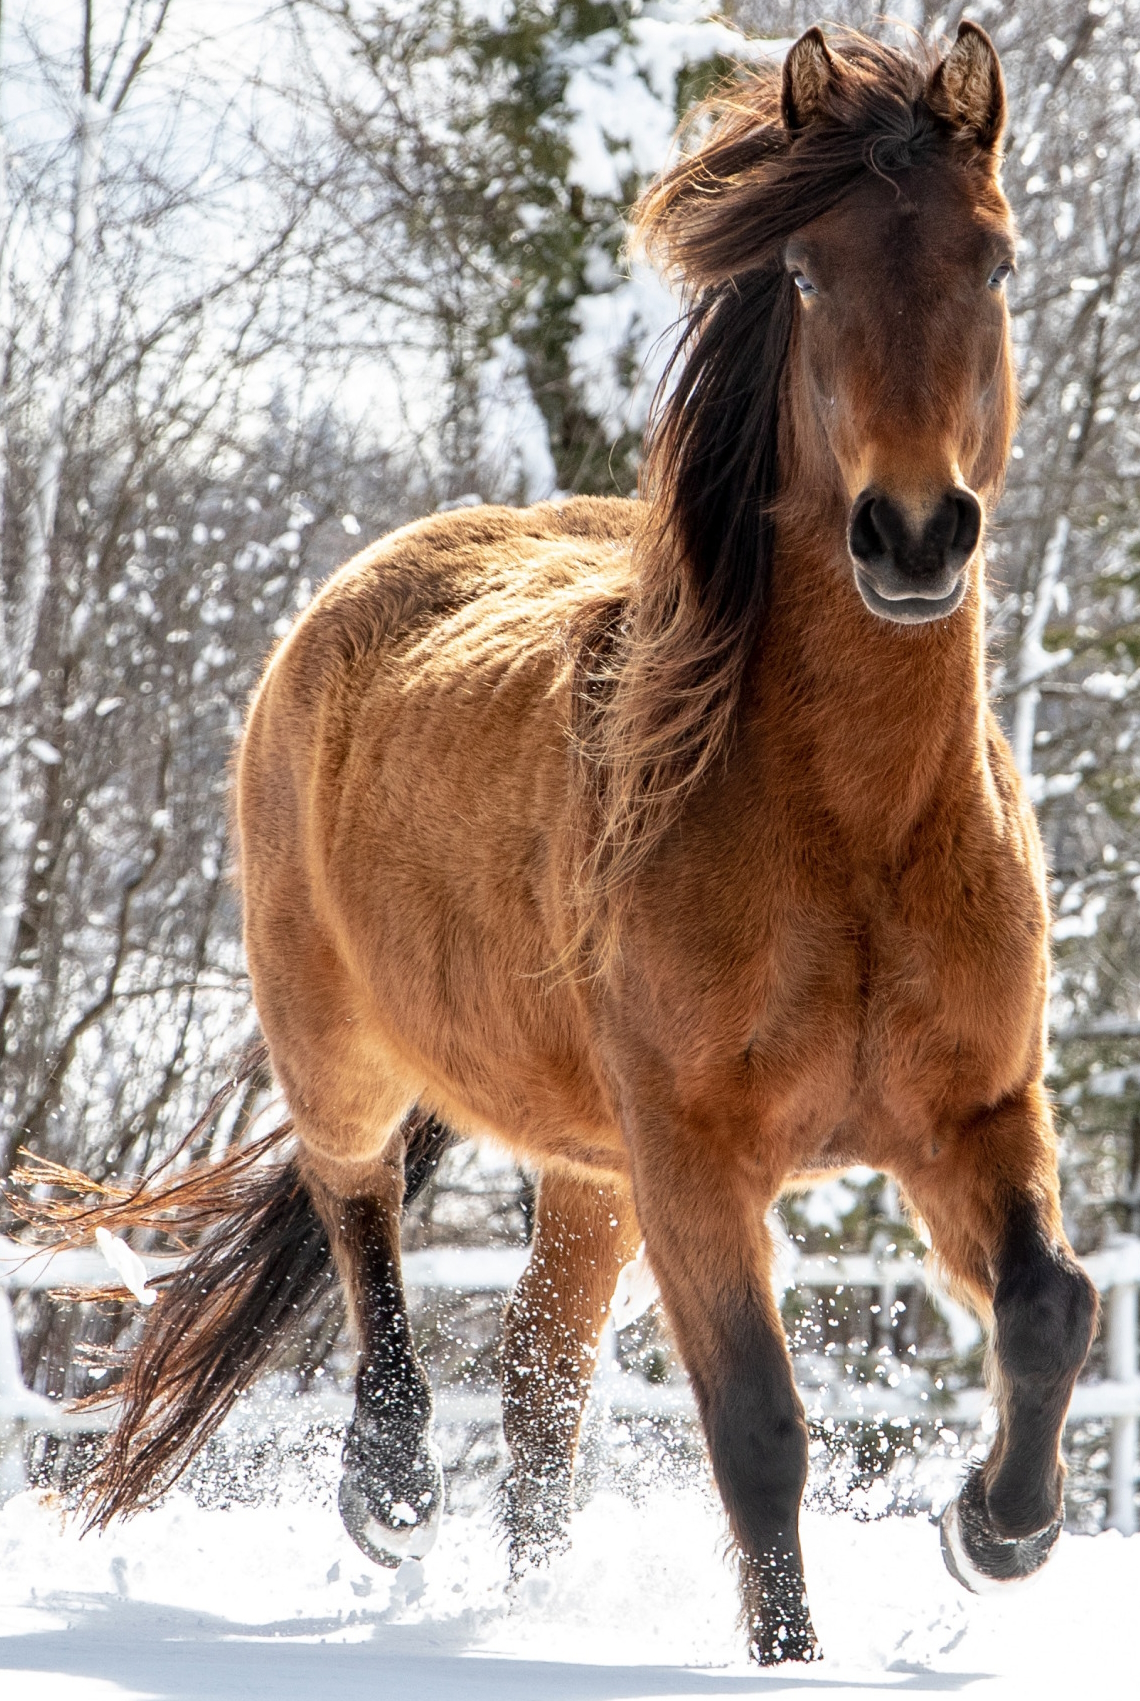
[892,1088,1098,1589]
[627,1108,820,1665]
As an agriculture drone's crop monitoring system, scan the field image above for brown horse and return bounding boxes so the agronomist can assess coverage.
[36,23,1098,1665]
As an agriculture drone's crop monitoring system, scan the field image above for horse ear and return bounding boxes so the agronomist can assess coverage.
[782,28,836,134]
[928,21,1006,152]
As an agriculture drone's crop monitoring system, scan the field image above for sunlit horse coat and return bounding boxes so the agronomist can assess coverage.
[43,24,1096,1665]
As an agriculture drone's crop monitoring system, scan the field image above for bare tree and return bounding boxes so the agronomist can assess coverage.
[6,0,1139,1514]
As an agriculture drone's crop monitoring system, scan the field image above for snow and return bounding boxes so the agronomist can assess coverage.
[610,1243,659,1330]
[2,1466,1138,1699]
[561,3,786,199]
[92,1232,156,1308]
[477,338,560,503]
[1084,670,1136,700]
[568,264,677,443]
[553,5,793,460]
[1053,893,1107,942]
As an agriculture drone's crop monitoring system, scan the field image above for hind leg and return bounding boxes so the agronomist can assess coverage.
[890,1086,1098,1590]
[302,1117,450,1568]
[501,1170,639,1572]
[248,885,450,1562]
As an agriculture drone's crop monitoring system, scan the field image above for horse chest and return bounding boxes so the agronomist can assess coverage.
[618,760,1047,1159]
[726,847,1047,1146]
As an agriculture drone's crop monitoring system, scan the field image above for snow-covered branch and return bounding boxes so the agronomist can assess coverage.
[1011,513,1071,783]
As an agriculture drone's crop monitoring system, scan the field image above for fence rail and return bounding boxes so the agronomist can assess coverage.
[2,1232,1137,1531]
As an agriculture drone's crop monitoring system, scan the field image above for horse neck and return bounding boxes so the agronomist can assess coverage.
[754,516,988,847]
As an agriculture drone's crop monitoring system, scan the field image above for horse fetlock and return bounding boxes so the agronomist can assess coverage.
[984,1454,1064,1541]
[502,1465,573,1578]
[940,1465,1061,1594]
[339,1414,444,1569]
[740,1549,821,1666]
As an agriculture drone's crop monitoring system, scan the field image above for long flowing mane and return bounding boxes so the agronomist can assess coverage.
[571,33,972,966]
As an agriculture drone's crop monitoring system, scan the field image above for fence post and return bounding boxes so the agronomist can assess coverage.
[1106,1256,1138,1536]
[0,1287,28,1500]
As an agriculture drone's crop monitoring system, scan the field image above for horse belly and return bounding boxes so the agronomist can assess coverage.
[299,614,619,1168]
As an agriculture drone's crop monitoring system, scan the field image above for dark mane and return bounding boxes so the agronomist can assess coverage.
[571,32,982,965]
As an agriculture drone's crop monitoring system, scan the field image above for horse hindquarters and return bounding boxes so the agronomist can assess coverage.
[890,1088,1098,1590]
[501,1172,639,1572]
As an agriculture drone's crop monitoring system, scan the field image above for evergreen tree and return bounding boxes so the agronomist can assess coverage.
[302,0,754,496]
[458,0,745,493]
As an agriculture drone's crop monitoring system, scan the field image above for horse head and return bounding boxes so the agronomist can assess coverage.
[634,22,1018,630]
[782,24,1017,624]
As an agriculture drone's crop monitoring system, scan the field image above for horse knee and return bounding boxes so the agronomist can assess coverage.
[993,1236,1097,1389]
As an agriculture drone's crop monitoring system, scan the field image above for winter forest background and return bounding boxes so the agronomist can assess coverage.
[2,0,1140,1526]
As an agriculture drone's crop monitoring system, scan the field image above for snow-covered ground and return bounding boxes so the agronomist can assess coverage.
[2,1462,1138,1700]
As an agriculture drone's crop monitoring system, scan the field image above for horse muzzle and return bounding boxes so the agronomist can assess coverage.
[848,485,981,625]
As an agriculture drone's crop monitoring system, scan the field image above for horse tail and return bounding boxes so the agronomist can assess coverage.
[7,1043,454,1529]
[83,1140,332,1527]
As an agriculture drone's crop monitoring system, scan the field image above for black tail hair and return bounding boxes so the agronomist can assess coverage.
[401,1105,456,1206]
[85,1153,333,1526]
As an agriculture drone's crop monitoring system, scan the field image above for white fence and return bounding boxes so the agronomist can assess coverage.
[2,1233,1138,1532]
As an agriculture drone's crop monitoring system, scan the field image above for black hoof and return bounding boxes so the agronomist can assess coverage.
[749,1622,823,1666]
[339,1416,444,1569]
[941,1466,1061,1593]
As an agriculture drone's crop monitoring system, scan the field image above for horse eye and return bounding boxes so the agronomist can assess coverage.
[988,262,1013,290]
[793,272,818,298]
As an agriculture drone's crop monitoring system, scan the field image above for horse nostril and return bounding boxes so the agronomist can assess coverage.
[849,491,909,568]
[849,492,887,565]
[949,490,982,567]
